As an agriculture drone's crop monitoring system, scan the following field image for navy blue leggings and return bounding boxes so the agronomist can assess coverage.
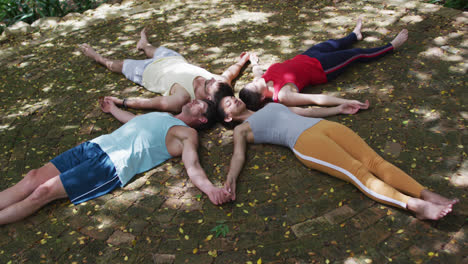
[302,33,394,81]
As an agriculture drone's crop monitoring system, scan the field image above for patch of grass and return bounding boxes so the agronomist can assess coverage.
[427,0,467,10]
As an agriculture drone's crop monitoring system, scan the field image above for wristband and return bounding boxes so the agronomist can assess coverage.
[122,98,128,110]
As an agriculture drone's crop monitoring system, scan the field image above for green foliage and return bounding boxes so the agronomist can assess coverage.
[428,0,468,10]
[211,221,229,238]
[0,0,107,33]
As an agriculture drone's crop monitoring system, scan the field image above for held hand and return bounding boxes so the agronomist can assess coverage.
[99,96,117,113]
[104,96,124,106]
[249,53,259,65]
[239,51,249,60]
[348,99,370,110]
[207,186,232,205]
[338,103,361,115]
[224,179,237,201]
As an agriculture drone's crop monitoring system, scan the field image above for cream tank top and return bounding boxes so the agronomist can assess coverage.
[141,56,215,99]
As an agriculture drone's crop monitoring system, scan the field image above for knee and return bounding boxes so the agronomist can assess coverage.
[349,162,369,180]
[23,169,39,187]
[29,183,55,204]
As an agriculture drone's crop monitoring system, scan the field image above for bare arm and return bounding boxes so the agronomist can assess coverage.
[105,92,189,113]
[221,52,251,84]
[180,130,231,205]
[289,102,366,118]
[224,123,251,200]
[249,53,263,79]
[99,97,136,123]
[280,91,369,108]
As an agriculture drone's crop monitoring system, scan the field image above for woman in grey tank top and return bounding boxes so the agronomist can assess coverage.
[216,96,457,221]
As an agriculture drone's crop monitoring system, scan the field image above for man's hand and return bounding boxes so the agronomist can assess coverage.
[206,186,232,205]
[105,96,124,106]
[99,97,118,113]
[223,179,237,202]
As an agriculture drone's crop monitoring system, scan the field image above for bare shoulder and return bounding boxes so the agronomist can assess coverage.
[169,84,192,99]
[277,83,299,101]
[166,126,198,156]
[169,125,198,141]
[234,122,254,142]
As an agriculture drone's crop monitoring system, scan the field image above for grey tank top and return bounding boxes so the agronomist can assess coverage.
[245,103,322,149]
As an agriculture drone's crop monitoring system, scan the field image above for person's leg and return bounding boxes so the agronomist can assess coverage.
[136,27,157,58]
[293,122,453,220]
[302,18,363,55]
[79,44,124,73]
[0,162,60,210]
[293,126,412,209]
[0,175,67,225]
[316,121,425,197]
[317,121,456,208]
[317,29,408,81]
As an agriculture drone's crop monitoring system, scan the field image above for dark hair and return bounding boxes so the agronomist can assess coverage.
[216,98,241,130]
[239,85,263,111]
[213,82,234,105]
[195,99,217,131]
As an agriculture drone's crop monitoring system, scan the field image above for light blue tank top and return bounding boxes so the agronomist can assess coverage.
[245,103,322,149]
[91,112,187,186]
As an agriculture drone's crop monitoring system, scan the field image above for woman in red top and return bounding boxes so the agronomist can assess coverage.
[239,19,408,111]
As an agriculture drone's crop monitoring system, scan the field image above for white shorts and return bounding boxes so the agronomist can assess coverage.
[122,46,182,85]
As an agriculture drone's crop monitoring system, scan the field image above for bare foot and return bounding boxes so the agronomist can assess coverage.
[407,198,452,220]
[420,189,459,206]
[79,43,101,61]
[390,29,408,49]
[136,27,149,51]
[353,18,363,41]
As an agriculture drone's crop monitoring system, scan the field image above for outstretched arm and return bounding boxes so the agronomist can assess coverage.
[280,91,370,108]
[99,97,136,123]
[104,93,189,113]
[248,53,263,79]
[224,123,251,201]
[289,102,369,118]
[221,52,251,84]
[180,130,232,205]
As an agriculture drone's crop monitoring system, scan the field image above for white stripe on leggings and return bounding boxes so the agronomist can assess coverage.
[292,148,407,208]
[71,175,119,203]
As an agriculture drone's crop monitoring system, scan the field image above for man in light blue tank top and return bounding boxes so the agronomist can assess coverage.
[0,98,232,225]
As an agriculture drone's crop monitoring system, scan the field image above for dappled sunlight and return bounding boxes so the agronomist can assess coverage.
[450,160,468,187]
[0,0,466,262]
[265,35,295,54]
[410,107,440,123]
[401,15,424,24]
[20,98,51,113]
[408,69,432,81]
[213,10,271,27]
[176,9,273,38]
[123,24,137,33]
[0,124,14,132]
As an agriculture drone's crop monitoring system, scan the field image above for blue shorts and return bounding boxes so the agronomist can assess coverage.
[51,142,121,205]
[122,46,182,85]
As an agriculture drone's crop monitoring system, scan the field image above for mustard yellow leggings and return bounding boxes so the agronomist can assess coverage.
[293,120,424,209]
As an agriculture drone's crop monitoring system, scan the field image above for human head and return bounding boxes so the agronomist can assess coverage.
[181,99,217,130]
[212,81,234,104]
[216,96,245,129]
[239,82,264,111]
[202,78,233,101]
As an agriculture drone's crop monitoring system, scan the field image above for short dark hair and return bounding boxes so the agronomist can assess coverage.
[216,98,241,130]
[239,85,263,111]
[196,99,217,131]
[213,82,234,105]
